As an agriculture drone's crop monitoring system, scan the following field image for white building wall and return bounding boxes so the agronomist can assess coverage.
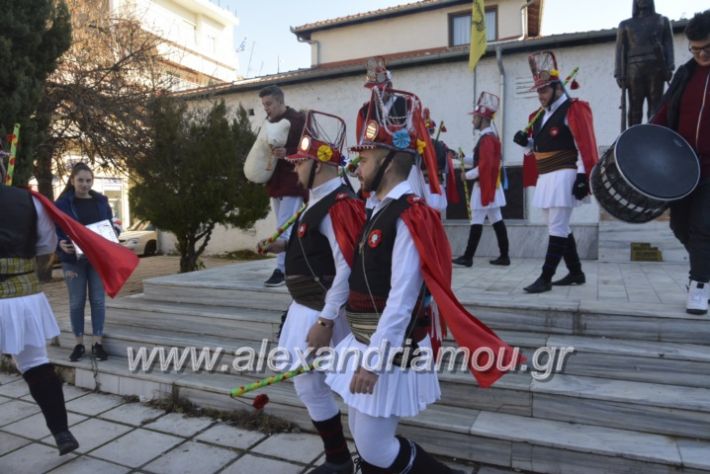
[308,0,525,65]
[176,31,692,255]
[111,0,239,84]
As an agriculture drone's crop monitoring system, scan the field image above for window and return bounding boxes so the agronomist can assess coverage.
[449,7,498,46]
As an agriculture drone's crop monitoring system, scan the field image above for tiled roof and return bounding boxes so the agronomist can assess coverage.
[292,0,453,35]
[291,0,543,41]
[174,19,687,100]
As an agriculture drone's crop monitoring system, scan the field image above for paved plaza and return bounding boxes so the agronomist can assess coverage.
[1,255,703,473]
[0,370,494,473]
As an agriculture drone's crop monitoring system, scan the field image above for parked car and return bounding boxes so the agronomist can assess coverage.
[119,220,158,256]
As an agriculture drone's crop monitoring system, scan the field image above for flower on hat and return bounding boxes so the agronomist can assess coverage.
[317,144,333,162]
[392,129,411,149]
[416,138,426,155]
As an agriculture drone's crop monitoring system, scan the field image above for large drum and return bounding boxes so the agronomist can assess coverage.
[591,124,699,223]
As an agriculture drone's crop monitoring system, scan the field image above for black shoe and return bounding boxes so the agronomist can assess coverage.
[552,272,586,286]
[53,430,79,455]
[264,269,285,287]
[524,276,552,293]
[307,458,354,474]
[452,256,473,267]
[92,343,108,361]
[489,255,510,266]
[69,344,85,362]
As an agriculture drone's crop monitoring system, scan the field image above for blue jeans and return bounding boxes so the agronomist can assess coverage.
[62,259,106,337]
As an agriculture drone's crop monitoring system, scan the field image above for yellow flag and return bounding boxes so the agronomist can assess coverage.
[468,0,487,71]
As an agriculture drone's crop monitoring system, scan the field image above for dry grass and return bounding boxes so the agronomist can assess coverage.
[147,385,298,435]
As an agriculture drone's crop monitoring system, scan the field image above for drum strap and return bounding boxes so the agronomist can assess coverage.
[534,150,578,174]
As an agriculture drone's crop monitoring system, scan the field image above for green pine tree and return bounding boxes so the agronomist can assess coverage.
[0,0,71,187]
[130,97,269,272]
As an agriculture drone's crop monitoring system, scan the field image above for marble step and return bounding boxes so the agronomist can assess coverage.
[56,327,269,375]
[45,347,710,474]
[56,324,710,441]
[439,369,710,441]
[107,296,710,388]
[142,278,710,345]
[546,335,710,389]
[105,305,280,343]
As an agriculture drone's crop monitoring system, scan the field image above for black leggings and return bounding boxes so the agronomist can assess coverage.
[670,178,710,282]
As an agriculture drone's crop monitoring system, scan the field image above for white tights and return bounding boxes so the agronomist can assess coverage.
[13,344,49,374]
[348,406,400,468]
[541,207,573,238]
[292,370,340,422]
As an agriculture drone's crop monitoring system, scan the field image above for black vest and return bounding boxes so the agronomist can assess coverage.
[533,100,576,153]
[349,194,413,305]
[285,185,354,279]
[0,185,38,259]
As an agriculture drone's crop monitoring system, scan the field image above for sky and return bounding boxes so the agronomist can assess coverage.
[207,0,705,78]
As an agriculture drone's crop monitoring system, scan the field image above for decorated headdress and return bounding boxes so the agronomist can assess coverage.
[528,50,561,91]
[423,107,436,133]
[286,110,346,167]
[364,56,392,89]
[351,87,442,194]
[470,91,500,119]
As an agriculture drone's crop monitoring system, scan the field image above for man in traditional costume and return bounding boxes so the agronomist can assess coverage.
[514,51,599,293]
[453,92,510,268]
[0,160,79,455]
[325,86,521,473]
[0,146,138,455]
[259,110,365,474]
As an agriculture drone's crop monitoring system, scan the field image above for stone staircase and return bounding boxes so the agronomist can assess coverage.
[48,261,710,473]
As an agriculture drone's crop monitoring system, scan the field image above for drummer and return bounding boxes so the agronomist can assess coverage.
[652,10,710,315]
[513,51,599,293]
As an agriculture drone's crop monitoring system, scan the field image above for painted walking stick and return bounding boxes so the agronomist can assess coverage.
[457,147,472,221]
[3,124,21,186]
[256,203,307,254]
[230,364,315,397]
[520,67,580,133]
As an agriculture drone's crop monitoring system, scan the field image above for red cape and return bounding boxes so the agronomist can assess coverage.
[477,134,502,206]
[445,149,460,204]
[328,194,366,267]
[522,99,599,188]
[401,198,523,388]
[31,191,138,298]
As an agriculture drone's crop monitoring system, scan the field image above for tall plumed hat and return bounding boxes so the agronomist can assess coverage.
[470,91,500,119]
[351,87,442,193]
[286,110,346,166]
[364,56,392,89]
[528,50,561,91]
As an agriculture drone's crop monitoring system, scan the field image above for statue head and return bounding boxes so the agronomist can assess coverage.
[632,0,656,18]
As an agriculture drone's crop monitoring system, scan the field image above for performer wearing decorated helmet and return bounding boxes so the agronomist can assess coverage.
[325,86,521,473]
[414,108,461,215]
[513,51,599,293]
[355,57,452,213]
[453,92,510,268]
[651,10,710,315]
[258,111,365,474]
[0,159,79,456]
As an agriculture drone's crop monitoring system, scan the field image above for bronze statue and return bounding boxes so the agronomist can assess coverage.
[615,0,674,129]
